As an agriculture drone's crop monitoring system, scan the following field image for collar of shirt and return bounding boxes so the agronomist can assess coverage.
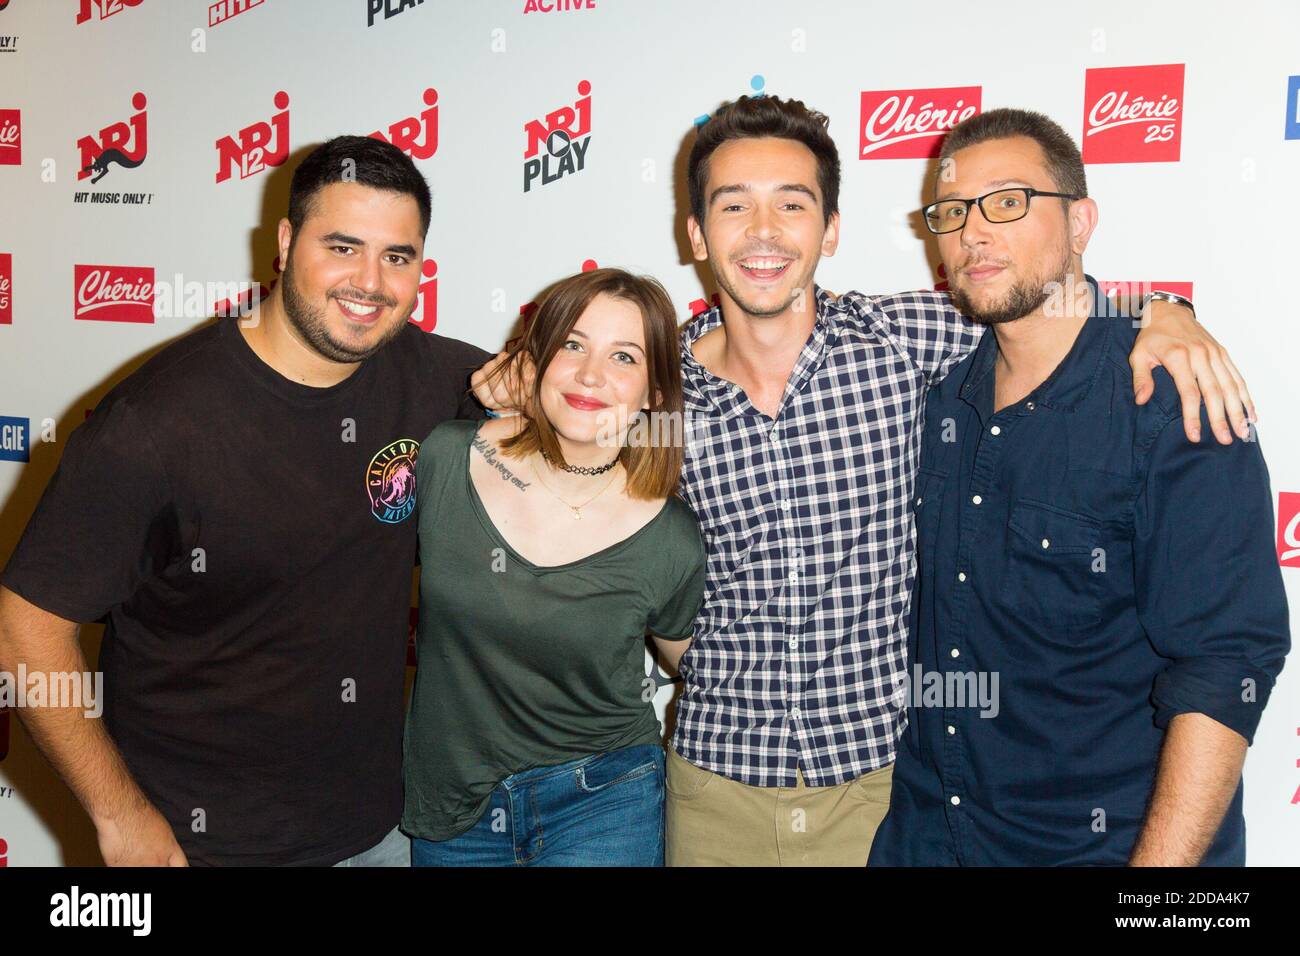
[956,275,1113,423]
[679,285,843,419]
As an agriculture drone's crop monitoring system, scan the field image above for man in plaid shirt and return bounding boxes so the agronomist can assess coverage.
[474,95,1252,866]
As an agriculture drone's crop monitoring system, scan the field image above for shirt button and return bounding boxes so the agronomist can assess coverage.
[915,497,923,507]
[791,706,801,719]
[957,571,967,582]
[780,499,792,512]
[971,494,982,505]
[788,571,798,584]
[950,795,961,806]
[1026,401,1036,411]
[989,425,1001,436]
[947,725,956,735]
[1041,538,1050,549]
[788,637,798,649]
[950,648,960,658]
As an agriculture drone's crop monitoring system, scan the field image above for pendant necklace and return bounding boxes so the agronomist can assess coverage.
[531,455,621,520]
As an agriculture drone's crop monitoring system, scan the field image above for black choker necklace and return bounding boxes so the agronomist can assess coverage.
[541,448,619,476]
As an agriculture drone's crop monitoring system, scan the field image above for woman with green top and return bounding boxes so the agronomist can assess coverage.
[403,267,705,867]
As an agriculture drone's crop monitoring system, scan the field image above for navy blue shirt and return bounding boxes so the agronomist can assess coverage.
[869,278,1290,866]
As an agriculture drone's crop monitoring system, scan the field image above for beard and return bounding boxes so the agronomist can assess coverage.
[279,257,407,363]
[949,241,1072,327]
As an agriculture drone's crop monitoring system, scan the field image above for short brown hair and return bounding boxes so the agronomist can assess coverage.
[938,108,1088,199]
[688,95,840,226]
[494,268,684,500]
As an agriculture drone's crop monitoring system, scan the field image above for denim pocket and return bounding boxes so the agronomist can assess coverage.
[1000,499,1103,629]
[575,744,662,794]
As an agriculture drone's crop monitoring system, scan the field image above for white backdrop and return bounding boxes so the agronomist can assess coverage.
[0,0,1296,866]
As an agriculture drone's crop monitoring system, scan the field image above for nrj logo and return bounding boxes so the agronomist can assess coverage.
[76,0,143,24]
[371,87,438,161]
[1277,492,1300,567]
[860,86,980,159]
[409,259,437,332]
[215,91,290,184]
[524,81,591,192]
[78,92,147,183]
[1083,64,1184,164]
[73,264,155,323]
[0,108,19,165]
[367,439,419,524]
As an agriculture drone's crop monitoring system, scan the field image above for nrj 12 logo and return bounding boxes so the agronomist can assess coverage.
[371,87,438,161]
[367,439,419,524]
[76,0,143,24]
[860,86,980,159]
[215,91,290,184]
[78,92,147,184]
[524,81,590,192]
[1083,64,1184,164]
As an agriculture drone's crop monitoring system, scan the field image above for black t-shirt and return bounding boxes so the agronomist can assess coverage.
[1,316,490,866]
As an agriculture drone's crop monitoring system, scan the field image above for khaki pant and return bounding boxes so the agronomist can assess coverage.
[665,747,894,866]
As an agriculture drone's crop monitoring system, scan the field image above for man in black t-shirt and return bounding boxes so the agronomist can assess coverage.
[0,137,490,866]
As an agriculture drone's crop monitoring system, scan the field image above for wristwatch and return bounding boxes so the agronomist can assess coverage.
[1140,289,1195,317]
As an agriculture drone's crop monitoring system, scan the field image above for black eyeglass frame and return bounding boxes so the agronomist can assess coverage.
[921,187,1083,235]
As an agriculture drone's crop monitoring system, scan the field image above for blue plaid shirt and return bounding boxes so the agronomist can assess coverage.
[672,286,981,787]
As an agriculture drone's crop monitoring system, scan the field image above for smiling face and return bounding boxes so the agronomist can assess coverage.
[276,181,423,362]
[537,292,653,450]
[936,135,1097,325]
[687,136,839,319]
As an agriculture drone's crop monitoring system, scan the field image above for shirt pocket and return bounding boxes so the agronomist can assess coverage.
[1000,499,1103,630]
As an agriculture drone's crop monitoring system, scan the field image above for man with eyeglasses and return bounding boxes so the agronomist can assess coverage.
[867,108,1289,866]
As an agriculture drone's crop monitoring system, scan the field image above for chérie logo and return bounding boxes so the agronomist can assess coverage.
[1083,64,1184,164]
[0,109,19,165]
[78,92,147,184]
[0,252,10,324]
[215,91,290,184]
[860,86,980,159]
[524,81,591,192]
[370,87,438,161]
[73,264,155,323]
[1278,492,1300,567]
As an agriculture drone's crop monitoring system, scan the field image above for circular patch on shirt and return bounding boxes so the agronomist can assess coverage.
[367,438,419,524]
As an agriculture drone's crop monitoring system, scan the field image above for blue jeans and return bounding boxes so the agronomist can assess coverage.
[411,743,665,867]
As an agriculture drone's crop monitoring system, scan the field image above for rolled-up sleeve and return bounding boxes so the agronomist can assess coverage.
[1134,408,1290,744]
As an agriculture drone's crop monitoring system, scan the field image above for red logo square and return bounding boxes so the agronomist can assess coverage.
[0,110,20,166]
[1083,64,1184,164]
[1278,492,1300,567]
[859,86,980,160]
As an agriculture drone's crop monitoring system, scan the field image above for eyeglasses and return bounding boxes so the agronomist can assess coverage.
[921,187,1081,235]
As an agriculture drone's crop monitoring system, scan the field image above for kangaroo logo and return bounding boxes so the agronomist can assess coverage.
[77,92,147,183]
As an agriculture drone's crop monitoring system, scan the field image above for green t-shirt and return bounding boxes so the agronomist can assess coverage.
[402,419,707,842]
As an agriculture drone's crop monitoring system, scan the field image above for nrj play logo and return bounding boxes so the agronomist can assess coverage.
[370,87,438,161]
[524,81,590,192]
[76,0,143,24]
[215,91,290,184]
[78,92,147,183]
